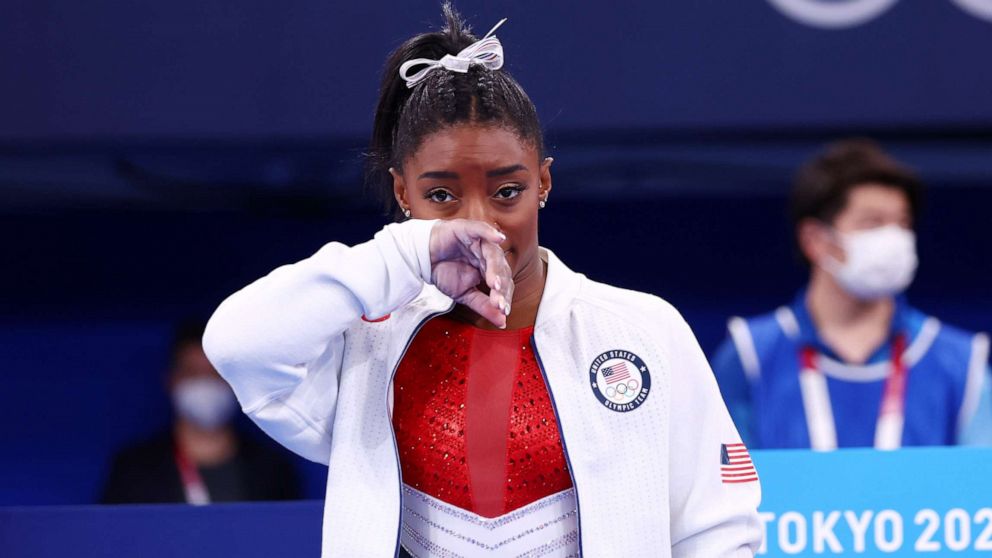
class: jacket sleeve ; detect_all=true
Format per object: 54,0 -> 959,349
668,312 -> 763,557
202,219 -> 437,464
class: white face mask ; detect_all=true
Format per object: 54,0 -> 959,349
172,378 -> 239,430
822,224 -> 918,300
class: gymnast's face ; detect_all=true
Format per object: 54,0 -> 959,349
391,124 -> 553,280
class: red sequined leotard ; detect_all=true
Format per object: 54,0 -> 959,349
392,315 -> 573,518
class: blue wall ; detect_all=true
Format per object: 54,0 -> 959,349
2,1 -> 991,505
3,1 -> 992,140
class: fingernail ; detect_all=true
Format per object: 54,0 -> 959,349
498,232 -> 506,241
494,277 -> 501,291
505,304 -> 511,316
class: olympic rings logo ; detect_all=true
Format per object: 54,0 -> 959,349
766,0 -> 992,29
604,379 -> 640,402
589,351 -> 651,413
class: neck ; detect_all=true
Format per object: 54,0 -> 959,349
174,419 -> 237,467
452,250 -> 546,331
807,268 -> 895,363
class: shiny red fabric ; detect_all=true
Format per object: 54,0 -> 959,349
393,315 -> 573,518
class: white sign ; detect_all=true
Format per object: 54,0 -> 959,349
766,0 -> 992,28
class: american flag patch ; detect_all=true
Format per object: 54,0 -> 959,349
720,443 -> 757,484
602,362 -> 631,385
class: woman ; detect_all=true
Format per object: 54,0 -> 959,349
204,6 -> 761,557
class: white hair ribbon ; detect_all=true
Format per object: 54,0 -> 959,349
399,18 -> 507,89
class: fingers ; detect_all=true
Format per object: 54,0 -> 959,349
433,261 -> 505,328
428,219 -> 514,327
451,220 -> 505,254
460,220 -> 506,246
457,220 -> 511,319
431,219 -> 504,266
459,289 -> 507,329
481,241 -> 513,317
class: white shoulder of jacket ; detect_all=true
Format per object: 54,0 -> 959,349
571,274 -> 693,338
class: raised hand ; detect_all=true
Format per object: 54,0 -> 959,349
428,219 -> 514,328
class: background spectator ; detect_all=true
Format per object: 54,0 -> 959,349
711,139 -> 992,450
101,321 -> 300,504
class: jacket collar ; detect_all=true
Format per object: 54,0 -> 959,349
535,248 -> 582,327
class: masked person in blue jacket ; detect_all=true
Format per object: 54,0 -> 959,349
712,139 -> 992,450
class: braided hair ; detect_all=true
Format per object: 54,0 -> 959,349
366,3 -> 544,220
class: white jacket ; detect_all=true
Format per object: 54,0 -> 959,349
203,219 -> 763,557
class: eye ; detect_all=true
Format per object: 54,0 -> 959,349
494,184 -> 525,200
861,216 -> 885,229
425,188 -> 455,203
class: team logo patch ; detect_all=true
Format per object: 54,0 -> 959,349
589,350 -> 650,412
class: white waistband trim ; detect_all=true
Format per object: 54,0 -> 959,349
400,484 -> 579,558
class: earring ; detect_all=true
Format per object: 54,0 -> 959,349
403,208 -> 412,218
539,199 -> 547,209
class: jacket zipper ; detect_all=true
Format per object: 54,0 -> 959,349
531,333 -> 584,556
387,307 -> 452,558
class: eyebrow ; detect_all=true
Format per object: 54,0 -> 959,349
486,164 -> 527,177
417,170 -> 459,180
416,164 -> 528,181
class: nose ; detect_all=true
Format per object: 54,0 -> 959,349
461,194 -> 499,232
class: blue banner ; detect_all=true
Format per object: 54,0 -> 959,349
753,447 -> 992,556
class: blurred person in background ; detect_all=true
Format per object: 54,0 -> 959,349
101,321 -> 300,504
711,139 -> 991,450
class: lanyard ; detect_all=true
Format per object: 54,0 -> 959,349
798,334 -> 907,451
173,443 -> 211,505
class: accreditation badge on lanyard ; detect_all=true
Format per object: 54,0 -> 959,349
798,334 -> 908,451
173,443 -> 211,505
